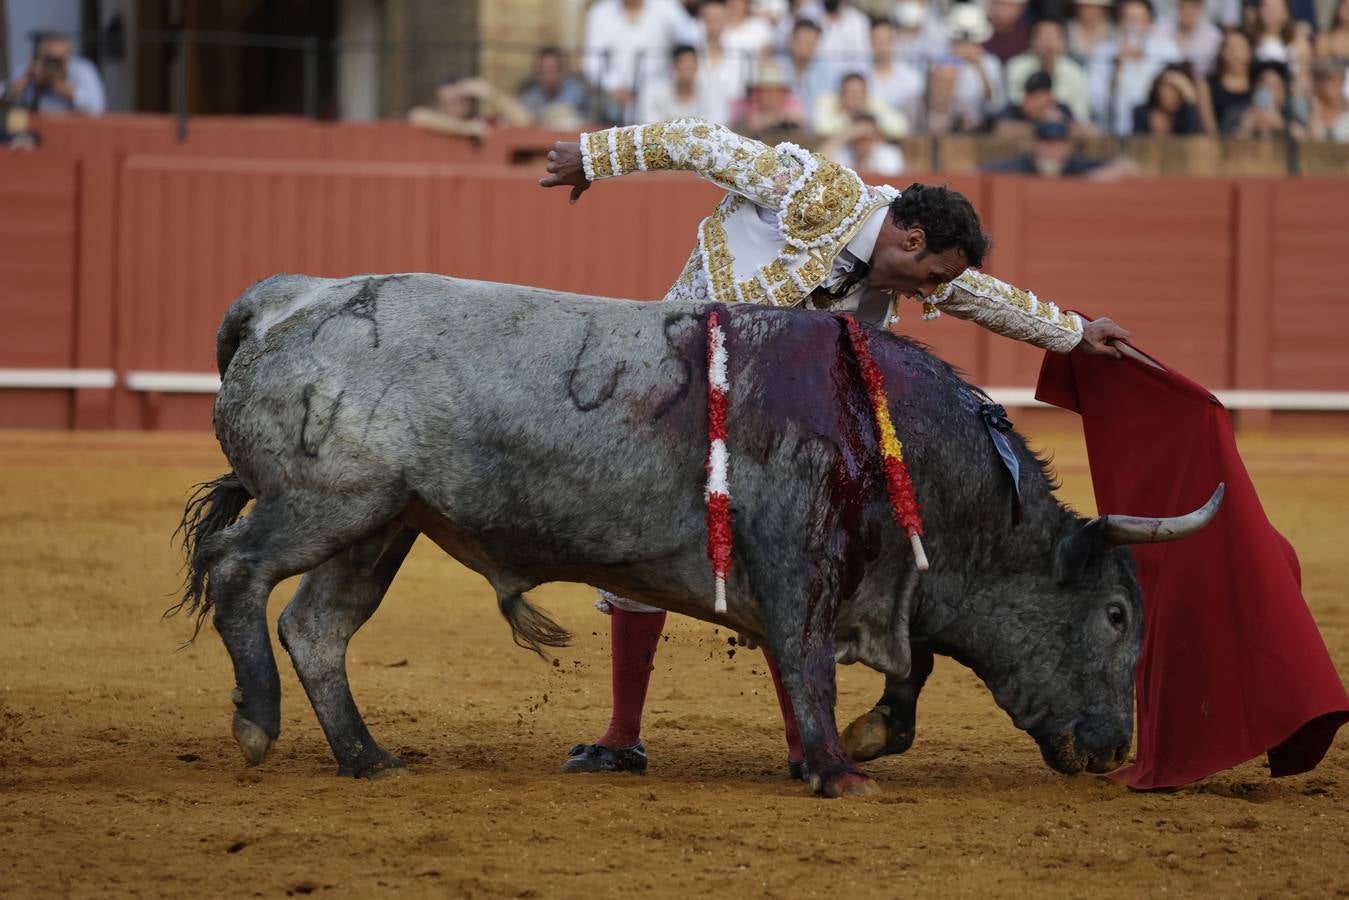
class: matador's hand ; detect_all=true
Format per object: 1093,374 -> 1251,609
1076,317 -> 1132,358
539,141 -> 590,204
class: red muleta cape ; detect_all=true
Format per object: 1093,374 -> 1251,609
1036,345 -> 1349,790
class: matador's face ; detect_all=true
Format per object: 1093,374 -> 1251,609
868,225 -> 970,300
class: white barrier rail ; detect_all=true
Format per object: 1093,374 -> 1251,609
0,368 -> 116,389
122,371 -> 222,393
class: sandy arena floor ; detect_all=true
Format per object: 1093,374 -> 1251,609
0,429 -> 1346,899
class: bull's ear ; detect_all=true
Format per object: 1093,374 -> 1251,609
1054,517 -> 1108,586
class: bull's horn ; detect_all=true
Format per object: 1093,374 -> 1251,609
1101,483 -> 1225,546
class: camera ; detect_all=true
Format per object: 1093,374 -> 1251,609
40,55 -> 64,75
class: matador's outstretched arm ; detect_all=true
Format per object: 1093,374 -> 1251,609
577,118 -> 809,210
541,117 -> 816,211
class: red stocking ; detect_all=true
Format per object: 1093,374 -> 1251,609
597,607 -> 667,748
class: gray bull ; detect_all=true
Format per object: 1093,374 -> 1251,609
176,273 -> 1221,797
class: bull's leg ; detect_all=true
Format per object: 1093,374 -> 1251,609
201,492 -> 404,767
842,647 -> 935,762
278,524 -> 418,778
762,596 -> 878,799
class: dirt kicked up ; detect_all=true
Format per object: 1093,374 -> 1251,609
1,429 -> 1346,899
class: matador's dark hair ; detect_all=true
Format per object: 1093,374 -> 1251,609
889,183 -> 992,268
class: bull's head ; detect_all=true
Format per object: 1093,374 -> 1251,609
961,484 -> 1224,775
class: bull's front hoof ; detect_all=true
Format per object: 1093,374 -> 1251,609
356,756 -> 407,780
340,751 -> 407,779
231,713 -> 275,767
811,769 -> 881,799
842,706 -> 914,762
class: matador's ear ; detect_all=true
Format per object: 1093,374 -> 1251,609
902,226 -> 927,253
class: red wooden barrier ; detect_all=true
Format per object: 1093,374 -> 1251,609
984,175 -> 1238,389
0,156 -> 79,428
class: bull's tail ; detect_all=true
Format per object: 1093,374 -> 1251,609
168,472 -> 253,639
499,593 -> 572,657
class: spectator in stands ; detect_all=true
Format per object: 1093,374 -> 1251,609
697,0 -> 750,118
1245,0 -> 1312,65
823,111 -> 907,173
1133,63 -> 1211,133
1007,19 -> 1092,122
1162,0 -> 1223,74
408,77 -> 531,139
868,17 -> 926,125
982,118 -> 1142,176
722,0 -> 775,60
996,70 -> 1077,137
517,47 -> 591,129
814,70 -> 911,138
892,0 -> 951,66
797,0 -> 872,69
984,0 -> 1034,62
777,18 -> 835,122
1208,27 -> 1256,134
927,4 -> 1007,134
5,31 -> 105,115
639,43 -> 729,122
1308,60 -> 1349,139
729,58 -> 809,140
1088,0 -> 1181,135
1067,0 -> 1116,63
1316,0 -> 1349,63
583,0 -> 700,124
1236,59 -> 1309,137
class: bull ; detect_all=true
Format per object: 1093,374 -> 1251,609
176,273 -> 1221,797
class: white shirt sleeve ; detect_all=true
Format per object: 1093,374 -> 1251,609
68,58 -> 106,115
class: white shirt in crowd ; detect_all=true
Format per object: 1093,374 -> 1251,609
721,12 -> 774,59
583,0 -> 700,93
797,1 -> 873,70
952,51 -> 1008,124
1088,29 -> 1181,135
1159,15 -> 1223,75
637,74 -> 731,124
831,140 -> 907,176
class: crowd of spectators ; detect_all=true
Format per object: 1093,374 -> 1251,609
456,0 -> 1349,176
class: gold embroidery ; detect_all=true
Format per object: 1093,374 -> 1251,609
588,131 -> 613,179
754,151 -> 778,176
771,277 -> 809,307
614,128 -> 639,175
701,215 -> 738,304
784,158 -> 863,246
642,123 -> 672,170
762,258 -> 791,286
796,250 -> 830,287
692,123 -> 712,139
740,276 -> 769,304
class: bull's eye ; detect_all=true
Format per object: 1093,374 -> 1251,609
1107,603 -> 1127,631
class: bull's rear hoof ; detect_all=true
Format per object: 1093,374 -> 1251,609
842,707 -> 914,762
231,713 -> 275,767
816,771 -> 881,799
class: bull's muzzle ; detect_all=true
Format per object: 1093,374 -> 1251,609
1040,727 -> 1131,776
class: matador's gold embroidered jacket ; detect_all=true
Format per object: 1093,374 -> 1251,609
579,118 -> 1084,353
